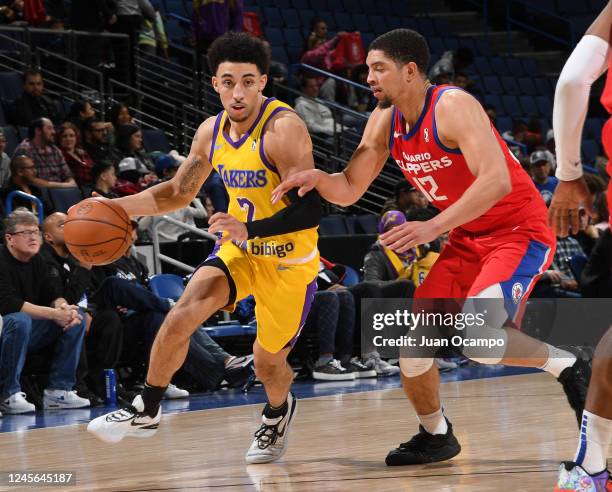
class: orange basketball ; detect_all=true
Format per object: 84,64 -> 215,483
64,197 -> 133,266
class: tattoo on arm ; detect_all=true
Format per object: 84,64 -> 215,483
179,156 -> 204,195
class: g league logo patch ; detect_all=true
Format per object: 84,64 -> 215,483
423,127 -> 429,143
511,282 -> 524,304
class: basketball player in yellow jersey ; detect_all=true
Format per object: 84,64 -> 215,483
87,32 -> 322,464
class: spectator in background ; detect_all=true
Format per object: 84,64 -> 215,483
301,19 -> 346,73
57,122 -> 94,186
13,118 -> 77,189
40,212 -> 124,405
0,0 -> 25,25
138,154 -> 207,241
536,235 -> 586,297
192,0 -> 243,63
1,155 -> 54,215
381,180 -> 428,216
114,156 -> 154,196
89,161 -> 118,198
453,72 -> 478,94
138,0 -> 169,59
0,209 -> 89,413
65,100 -> 96,132
10,69 -> 59,127
82,117 -> 121,165
530,149 -> 558,206
294,76 -> 343,138
580,228 -> 612,297
593,192 -> 609,231
115,123 -> 155,172
428,47 -> 474,82
0,129 -> 11,187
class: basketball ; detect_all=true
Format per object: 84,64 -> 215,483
64,197 -> 133,266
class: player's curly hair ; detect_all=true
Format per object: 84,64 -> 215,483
369,29 -> 430,73
207,32 -> 271,76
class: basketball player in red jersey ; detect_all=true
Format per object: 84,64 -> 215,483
273,29 -> 591,466
549,2 -> 612,490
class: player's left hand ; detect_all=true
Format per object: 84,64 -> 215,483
379,220 -> 443,253
208,213 -> 248,244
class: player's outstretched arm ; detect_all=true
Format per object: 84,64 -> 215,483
548,2 -> 611,236
271,107 -> 391,206
112,118 -> 215,217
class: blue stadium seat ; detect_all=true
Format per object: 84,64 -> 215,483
327,0 -> 344,12
535,95 -> 552,115
281,8 -> 301,28
483,95 -> 504,115
369,15 -> 387,35
271,46 -> 289,64
518,77 -> 538,96
483,75 -> 503,95
384,16 -> 403,30
356,214 -> 378,234
310,0 -> 329,10
489,57 -> 510,76
474,57 -> 493,75
334,12 -> 355,31
319,215 -> 348,235
519,95 -> 538,116
149,274 -> 185,300
2,126 -> 18,154
341,265 -> 360,286
0,104 -> 6,126
501,76 -> 520,95
298,9 -> 315,29
473,39 -> 492,56
534,77 -> 551,96
352,13 -> 371,32
287,46 -> 303,63
506,58 -> 525,77
203,324 -> 257,338
501,95 -> 522,117
584,118 -> 603,140
165,19 -> 188,43
143,129 -> 170,153
521,58 -> 539,76
49,187 -> 82,213
591,0 -> 608,10
0,72 -> 22,101
428,37 -> 445,56
361,32 -> 375,50
272,0 -> 292,7
264,27 -> 284,46
18,126 -> 27,140
496,116 -> 513,134
342,0 -> 363,13
318,11 -> 337,30
359,0 -> 378,14
558,0 -> 590,14
290,0 -> 309,9
263,7 -> 284,27
443,37 -> 459,51
582,139 -> 599,163
416,18 -> 435,36
283,28 -> 302,48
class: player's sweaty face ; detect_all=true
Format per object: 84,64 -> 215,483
213,62 -> 267,123
366,50 -> 402,109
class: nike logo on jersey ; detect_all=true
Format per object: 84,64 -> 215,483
393,131 -> 402,139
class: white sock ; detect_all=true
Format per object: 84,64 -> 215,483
574,410 -> 612,475
418,408 -> 448,435
539,344 -> 576,378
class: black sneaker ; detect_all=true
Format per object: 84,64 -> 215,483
343,357 -> 377,378
557,357 -> 591,428
312,359 -> 355,381
386,418 -> 461,466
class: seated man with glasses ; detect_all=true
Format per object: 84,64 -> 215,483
0,209 -> 90,414
1,155 -> 54,216
82,118 -> 122,166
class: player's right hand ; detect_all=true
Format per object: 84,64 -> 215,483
271,169 -> 321,204
547,177 -> 594,237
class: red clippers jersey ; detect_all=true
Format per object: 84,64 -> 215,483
389,85 -> 548,233
600,54 -> 612,158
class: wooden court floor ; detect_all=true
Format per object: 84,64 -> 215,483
1,372 -> 609,491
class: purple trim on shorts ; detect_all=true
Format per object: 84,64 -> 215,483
287,277 -> 318,347
208,112 -> 224,162
222,97 -> 276,149
259,107 -> 293,175
204,234 -> 223,261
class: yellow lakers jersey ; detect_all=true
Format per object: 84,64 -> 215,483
209,97 -> 319,264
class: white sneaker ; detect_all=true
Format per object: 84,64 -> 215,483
163,383 -> 189,399
43,389 -> 90,409
245,392 -> 297,464
87,395 -> 161,444
0,392 -> 36,414
364,355 -> 400,377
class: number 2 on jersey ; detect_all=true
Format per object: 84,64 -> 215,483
237,197 -> 256,222
413,175 -> 447,201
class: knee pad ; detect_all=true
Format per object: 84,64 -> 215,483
399,357 -> 434,377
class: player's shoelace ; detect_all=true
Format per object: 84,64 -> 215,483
105,405 -> 138,422
253,422 -> 281,449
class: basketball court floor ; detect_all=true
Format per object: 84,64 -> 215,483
1,366 -> 607,491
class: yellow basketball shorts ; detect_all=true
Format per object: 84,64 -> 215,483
202,241 -> 319,354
